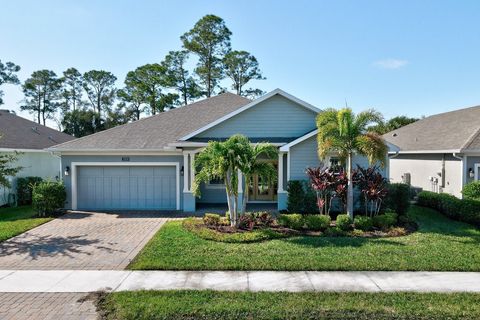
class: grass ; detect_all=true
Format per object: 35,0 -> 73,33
99,290 -> 480,320
0,206 -> 53,242
129,206 -> 480,271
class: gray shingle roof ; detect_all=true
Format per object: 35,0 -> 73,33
50,92 -> 251,151
383,105 -> 480,152
0,110 -> 74,150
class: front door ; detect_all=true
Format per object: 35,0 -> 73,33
248,162 -> 278,201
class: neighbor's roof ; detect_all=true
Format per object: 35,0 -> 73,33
49,93 -> 251,151
383,105 -> 480,152
0,110 -> 74,150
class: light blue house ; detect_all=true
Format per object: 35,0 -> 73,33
49,89 -> 375,212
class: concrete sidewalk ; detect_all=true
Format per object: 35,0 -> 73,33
0,270 -> 480,293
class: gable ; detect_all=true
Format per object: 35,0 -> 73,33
194,94 -> 318,139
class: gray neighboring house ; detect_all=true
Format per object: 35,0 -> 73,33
0,109 -> 75,205
384,105 -> 480,198
49,89 -> 376,212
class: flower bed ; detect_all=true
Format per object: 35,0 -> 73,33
185,211 -> 416,243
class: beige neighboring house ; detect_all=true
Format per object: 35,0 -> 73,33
0,109 -> 74,206
384,105 -> 480,198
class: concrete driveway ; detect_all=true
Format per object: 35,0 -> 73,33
0,211 -> 179,270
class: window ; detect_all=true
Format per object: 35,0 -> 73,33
206,177 -> 225,189
329,157 -> 343,173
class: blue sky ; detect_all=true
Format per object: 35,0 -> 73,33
1,0 -> 479,128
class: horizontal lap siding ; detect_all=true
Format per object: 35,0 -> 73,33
196,95 -> 317,139
289,136 -> 325,180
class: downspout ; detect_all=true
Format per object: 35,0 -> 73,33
453,152 -> 465,198
441,154 -> 446,189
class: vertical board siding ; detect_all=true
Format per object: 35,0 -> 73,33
196,95 -> 317,139
77,166 -> 176,210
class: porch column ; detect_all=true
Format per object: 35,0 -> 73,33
278,152 -> 284,192
183,153 -> 189,192
182,152 -> 196,212
190,152 -> 195,191
278,152 -> 288,211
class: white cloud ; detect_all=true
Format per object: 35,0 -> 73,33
373,58 -> 409,70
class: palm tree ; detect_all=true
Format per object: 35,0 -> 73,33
193,134 -> 277,226
316,108 -> 387,219
236,138 -> 278,214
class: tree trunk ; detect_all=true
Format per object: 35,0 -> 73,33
347,153 -> 354,219
241,175 -> 249,214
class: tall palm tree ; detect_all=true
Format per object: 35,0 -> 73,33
316,108 -> 387,218
193,134 -> 277,226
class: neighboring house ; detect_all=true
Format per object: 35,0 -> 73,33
0,109 -> 75,205
49,89 -> 380,212
384,105 -> 480,198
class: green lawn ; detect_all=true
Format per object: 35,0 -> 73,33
99,290 -> 480,320
0,206 -> 53,242
129,206 -> 480,271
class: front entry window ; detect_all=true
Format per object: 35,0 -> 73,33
248,161 -> 278,201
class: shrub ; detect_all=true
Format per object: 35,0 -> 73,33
324,226 -> 346,237
203,213 -> 221,227
462,181 -> 480,200
286,180 -> 305,213
304,215 -> 331,231
372,212 -> 398,229
16,176 -> 43,205
303,181 -> 318,214
385,183 -> 410,215
417,191 -> 480,227
254,211 -> 274,227
354,216 -> 373,231
336,214 -> 353,231
32,180 -> 66,216
238,214 -> 255,230
278,213 -> 304,230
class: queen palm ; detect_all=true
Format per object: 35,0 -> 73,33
316,108 -> 387,219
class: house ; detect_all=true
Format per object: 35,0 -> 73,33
49,89 -> 377,212
384,105 -> 480,198
0,109 -> 74,206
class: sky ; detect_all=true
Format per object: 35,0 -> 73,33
1,0 -> 480,129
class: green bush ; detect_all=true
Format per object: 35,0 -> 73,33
417,191 -> 480,227
385,183 -> 410,215
32,180 -> 66,216
372,212 -> 398,229
354,216 -> 373,231
303,181 -> 318,213
16,176 -> 43,205
203,213 -> 221,226
286,180 -> 305,213
324,226 -> 346,237
462,181 -> 480,200
278,213 -> 304,230
336,214 -> 353,231
304,215 -> 331,231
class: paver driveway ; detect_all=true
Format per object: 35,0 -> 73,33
0,211 -> 179,270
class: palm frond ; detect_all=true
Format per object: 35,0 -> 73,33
355,132 -> 388,167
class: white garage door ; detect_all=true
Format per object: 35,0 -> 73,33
77,166 -> 177,210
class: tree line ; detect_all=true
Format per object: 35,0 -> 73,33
0,15 -> 265,137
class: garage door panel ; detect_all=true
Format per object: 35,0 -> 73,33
77,165 -> 176,210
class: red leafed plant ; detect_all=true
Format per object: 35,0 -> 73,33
355,165 -> 388,217
306,166 -> 337,215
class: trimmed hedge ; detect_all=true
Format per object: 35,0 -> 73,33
385,183 -> 410,215
32,180 -> 66,216
462,181 -> 480,200
16,176 -> 43,205
417,191 -> 480,227
278,213 -> 304,230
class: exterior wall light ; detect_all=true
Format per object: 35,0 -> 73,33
180,166 -> 184,176
64,166 -> 70,176
469,168 -> 475,178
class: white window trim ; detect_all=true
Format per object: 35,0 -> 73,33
474,163 -> 480,182
70,162 -> 180,211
